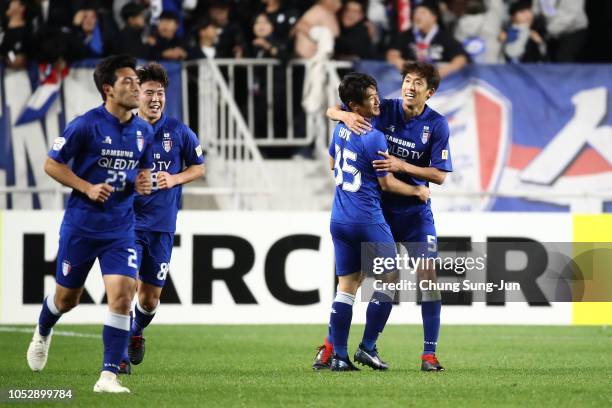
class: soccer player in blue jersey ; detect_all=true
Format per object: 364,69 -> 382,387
327,62 -> 452,372
26,55 -> 154,392
317,72 -> 430,371
121,63 -> 205,372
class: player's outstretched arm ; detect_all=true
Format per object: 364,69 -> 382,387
373,151 -> 448,185
378,173 -> 430,202
44,157 -> 113,202
326,105 -> 371,135
156,164 -> 205,190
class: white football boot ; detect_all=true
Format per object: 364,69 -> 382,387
93,371 -> 130,393
26,325 -> 53,372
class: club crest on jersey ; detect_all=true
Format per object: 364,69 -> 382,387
163,132 -> 172,153
136,130 -> 144,152
421,126 -> 430,144
62,260 -> 71,276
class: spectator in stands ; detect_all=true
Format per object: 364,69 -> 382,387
68,2 -> 116,59
533,0 -> 588,62
32,0 -> 73,29
335,0 -> 375,60
500,0 -> 546,63
188,17 -> 218,59
150,10 -> 188,60
246,12 -> 288,59
0,0 -> 33,69
454,0 -> 505,63
208,0 -> 244,58
386,1 -> 468,78
115,2 -> 151,59
261,0 -> 299,41
293,0 -> 341,59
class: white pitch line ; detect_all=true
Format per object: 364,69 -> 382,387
0,326 -> 100,339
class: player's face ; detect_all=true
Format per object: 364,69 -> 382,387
402,72 -> 433,109
139,81 -> 166,123
107,67 -> 140,110
359,86 -> 380,118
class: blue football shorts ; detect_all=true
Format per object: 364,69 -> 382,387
330,222 -> 397,276
55,231 -> 138,288
384,205 -> 438,258
134,230 -> 174,288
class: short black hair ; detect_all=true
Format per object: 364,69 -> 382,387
338,72 -> 378,110
401,61 -> 440,91
93,54 -> 137,101
509,0 -> 532,16
137,62 -> 169,88
159,10 -> 179,22
120,2 -> 145,22
414,0 -> 440,20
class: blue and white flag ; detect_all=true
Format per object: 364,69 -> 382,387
15,64 -> 68,126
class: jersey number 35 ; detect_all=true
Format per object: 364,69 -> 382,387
334,144 -> 361,192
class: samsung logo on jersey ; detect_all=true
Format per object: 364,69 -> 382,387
339,127 -> 351,141
101,149 -> 134,158
385,134 -> 415,149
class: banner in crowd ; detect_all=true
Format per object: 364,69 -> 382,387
0,60 -> 183,209
355,62 -> 612,213
1,211 -> 610,325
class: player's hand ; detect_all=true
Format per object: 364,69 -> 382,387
156,171 -> 177,190
373,151 -> 404,173
342,111 -> 371,135
415,185 -> 430,203
86,183 -> 114,203
135,171 -> 152,195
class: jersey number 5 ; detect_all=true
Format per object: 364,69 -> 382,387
334,144 -> 361,192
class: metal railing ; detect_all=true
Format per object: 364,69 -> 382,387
208,58 -> 352,147
183,58 -> 274,209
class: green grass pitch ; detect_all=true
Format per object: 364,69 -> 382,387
1,324 -> 611,407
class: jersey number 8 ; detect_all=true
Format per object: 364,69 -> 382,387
334,144 -> 361,192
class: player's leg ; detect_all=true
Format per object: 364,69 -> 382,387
128,232 -> 172,365
94,238 -> 138,393
413,207 -> 444,371
356,223 -> 398,370
27,233 -> 95,372
327,222 -> 364,371
329,271 -> 363,371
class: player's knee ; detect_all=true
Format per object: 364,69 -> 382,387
55,296 -> 79,313
140,297 -> 159,313
109,294 -> 133,314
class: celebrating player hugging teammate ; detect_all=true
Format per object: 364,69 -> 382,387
119,63 -> 205,374
327,62 -> 453,372
314,73 -> 430,371
27,55 -> 154,393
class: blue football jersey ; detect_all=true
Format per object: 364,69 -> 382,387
373,99 -> 453,213
134,114 -> 205,233
48,105 -> 154,238
329,123 -> 389,225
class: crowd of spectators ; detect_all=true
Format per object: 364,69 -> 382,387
0,0 -> 609,74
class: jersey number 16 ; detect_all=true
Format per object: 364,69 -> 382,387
333,144 -> 362,192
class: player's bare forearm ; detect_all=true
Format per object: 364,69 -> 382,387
326,105 -> 345,122
373,151 -> 447,184
176,164 -> 205,185
44,157 -> 91,194
326,106 -> 371,134
378,174 -> 430,202
399,162 -> 448,185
